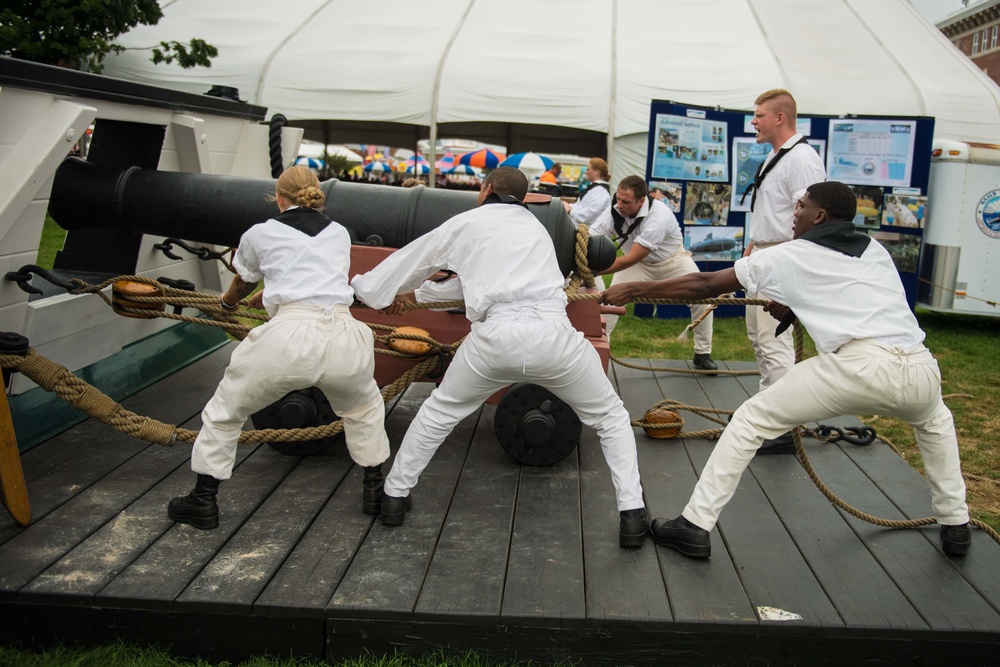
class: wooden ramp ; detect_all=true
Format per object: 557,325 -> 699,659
1,343 -> 998,665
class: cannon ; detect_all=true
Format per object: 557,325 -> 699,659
48,157 -> 618,464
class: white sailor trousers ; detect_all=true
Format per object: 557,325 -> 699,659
683,339 -> 969,531
192,304 -> 390,480
384,303 -> 645,511
745,243 -> 795,391
604,251 -> 714,354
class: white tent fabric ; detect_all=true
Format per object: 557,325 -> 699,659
101,0 -> 1000,182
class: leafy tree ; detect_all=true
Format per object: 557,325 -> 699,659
0,0 -> 216,73
323,154 -> 352,179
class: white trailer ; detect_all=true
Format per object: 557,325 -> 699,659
919,139 -> 1000,316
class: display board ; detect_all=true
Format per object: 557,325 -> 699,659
637,100 -> 934,319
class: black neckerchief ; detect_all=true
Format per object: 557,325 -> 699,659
610,194 -> 653,250
483,192 -> 528,208
272,207 -> 333,237
740,135 -> 811,211
580,181 -> 609,198
798,219 -> 871,258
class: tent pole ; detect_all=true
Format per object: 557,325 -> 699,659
429,123 -> 437,189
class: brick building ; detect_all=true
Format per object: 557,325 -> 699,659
938,0 -> 1000,85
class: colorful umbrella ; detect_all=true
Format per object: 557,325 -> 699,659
434,153 -> 456,169
363,160 -> 392,174
499,152 -> 554,172
445,164 -> 480,175
294,156 -> 324,170
457,148 -> 506,169
406,163 -> 430,175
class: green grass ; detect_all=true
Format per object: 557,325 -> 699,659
36,213 -> 65,269
0,641 -> 573,667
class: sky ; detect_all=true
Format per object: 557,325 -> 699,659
910,0 -> 988,24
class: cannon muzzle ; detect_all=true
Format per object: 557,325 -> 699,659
49,157 -> 615,278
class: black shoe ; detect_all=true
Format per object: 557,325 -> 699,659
380,493 -> 412,526
941,522 -> 971,556
363,465 -> 385,516
758,431 -> 795,455
649,515 -> 711,558
619,508 -> 649,548
167,474 -> 221,530
693,353 -> 718,373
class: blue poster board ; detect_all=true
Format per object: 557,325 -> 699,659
636,100 -> 934,320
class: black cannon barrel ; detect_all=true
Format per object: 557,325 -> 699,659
49,157 -> 615,278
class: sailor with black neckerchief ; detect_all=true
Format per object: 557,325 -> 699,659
588,174 -> 718,372
167,166 -> 390,530
350,166 -> 650,548
600,180 -> 971,560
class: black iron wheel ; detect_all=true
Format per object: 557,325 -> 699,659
494,383 -> 581,466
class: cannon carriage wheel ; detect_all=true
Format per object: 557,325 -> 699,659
252,383 -> 582,466
493,383 -> 581,466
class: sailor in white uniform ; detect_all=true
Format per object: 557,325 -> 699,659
563,157 -> 612,228
589,175 -> 717,371
601,181 -> 971,559
351,166 -> 649,548
167,166 -> 390,529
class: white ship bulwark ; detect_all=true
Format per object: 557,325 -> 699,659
0,56 -> 304,449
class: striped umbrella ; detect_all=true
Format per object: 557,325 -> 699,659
363,160 -> 392,174
445,164 -> 480,175
457,148 -> 506,169
294,156 -> 324,170
434,153 -> 456,169
406,163 -> 430,175
499,152 -> 553,172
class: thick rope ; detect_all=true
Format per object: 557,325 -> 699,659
0,336 -> 455,447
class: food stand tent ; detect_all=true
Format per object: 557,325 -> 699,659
100,0 -> 1000,181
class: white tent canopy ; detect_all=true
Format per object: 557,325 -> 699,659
101,0 -> 1000,181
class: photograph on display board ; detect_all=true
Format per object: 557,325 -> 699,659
651,113 -> 728,182
827,119 -> 917,188
683,182 -> 732,225
870,231 -> 920,273
882,193 -> 927,228
648,180 -> 683,213
685,225 -> 743,261
731,137 -> 771,212
847,185 -> 884,230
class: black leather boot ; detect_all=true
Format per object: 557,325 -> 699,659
380,493 -> 412,526
693,353 -> 718,374
167,474 -> 221,529
941,522 -> 971,556
758,431 -> 795,455
363,464 -> 384,516
649,515 -> 711,558
619,508 -> 649,548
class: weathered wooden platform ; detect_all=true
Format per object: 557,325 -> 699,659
2,343 -> 999,665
